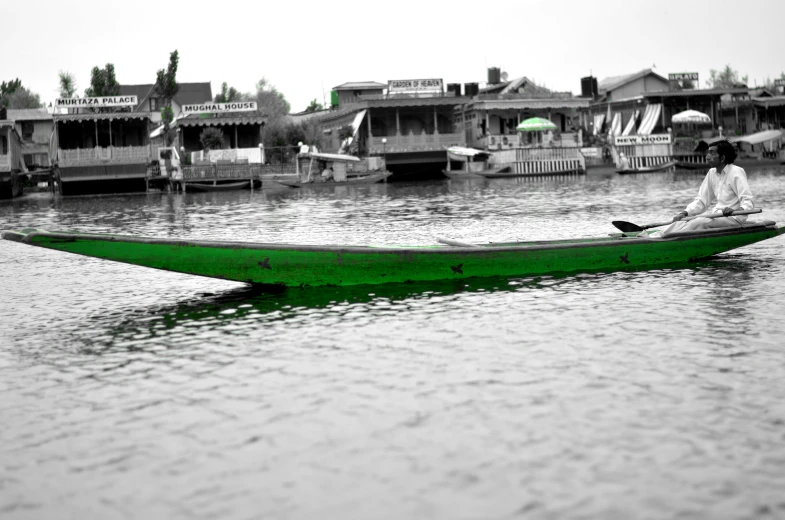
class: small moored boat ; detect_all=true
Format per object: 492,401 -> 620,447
616,160 -> 677,174
442,147 -> 510,179
3,220 -> 783,289
277,152 -> 391,187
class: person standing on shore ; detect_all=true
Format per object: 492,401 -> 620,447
663,140 -> 753,236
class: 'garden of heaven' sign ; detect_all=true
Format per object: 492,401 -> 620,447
388,79 -> 443,94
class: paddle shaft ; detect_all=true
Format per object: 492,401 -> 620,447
640,209 -> 761,230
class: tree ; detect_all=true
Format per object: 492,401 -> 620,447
764,72 -> 785,90
154,50 -> 180,147
84,64 -> 120,97
214,82 -> 249,103
58,71 -> 77,98
304,98 -> 324,113
253,77 -> 290,122
1,79 -> 42,109
4,88 -> 43,109
706,65 -> 748,88
199,127 -> 225,152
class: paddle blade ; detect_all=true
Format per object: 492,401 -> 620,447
612,220 -> 644,233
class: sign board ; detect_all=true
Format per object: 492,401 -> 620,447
388,79 -> 443,94
614,134 -> 672,146
579,147 -> 599,157
668,73 -> 699,81
181,101 -> 258,115
55,95 -> 138,108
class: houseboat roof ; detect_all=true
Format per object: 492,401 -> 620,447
54,112 -> 153,122
643,87 -> 749,99
733,129 -> 784,145
599,69 -> 668,93
122,82 -> 213,111
752,95 -> 785,107
333,81 -> 387,91
468,97 -> 590,111
301,152 -> 360,162
7,108 -> 52,121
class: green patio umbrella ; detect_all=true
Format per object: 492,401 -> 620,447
516,117 -> 557,132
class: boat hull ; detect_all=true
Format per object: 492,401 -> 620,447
185,180 -> 258,192
442,166 -> 509,179
616,160 -> 677,174
276,171 -> 391,188
3,223 -> 783,288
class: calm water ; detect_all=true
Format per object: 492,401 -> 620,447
2,168 -> 785,520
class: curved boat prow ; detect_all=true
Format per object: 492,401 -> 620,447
1,229 -> 40,242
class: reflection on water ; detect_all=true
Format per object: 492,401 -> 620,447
2,166 -> 785,519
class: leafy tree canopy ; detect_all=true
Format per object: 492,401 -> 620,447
706,65 -> 748,89
1,78 -> 22,98
1,79 -> 42,109
304,98 -> 324,113
84,64 -> 120,98
154,50 -> 179,102
254,77 -> 290,121
154,50 -> 180,146
214,82 -> 248,103
58,71 -> 77,98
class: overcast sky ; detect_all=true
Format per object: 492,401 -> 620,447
3,0 -> 784,112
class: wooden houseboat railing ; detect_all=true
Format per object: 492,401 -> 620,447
57,145 -> 152,166
0,127 -> 27,172
368,132 -> 463,153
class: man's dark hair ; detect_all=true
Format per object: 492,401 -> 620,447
709,139 -> 737,164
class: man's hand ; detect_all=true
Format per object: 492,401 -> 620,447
722,207 -> 735,217
672,211 -> 688,222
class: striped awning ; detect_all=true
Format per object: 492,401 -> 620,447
592,114 -> 606,136
637,104 -> 662,135
610,112 -> 622,136
622,110 -> 639,136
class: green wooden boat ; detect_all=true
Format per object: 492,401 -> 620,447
3,221 -> 783,289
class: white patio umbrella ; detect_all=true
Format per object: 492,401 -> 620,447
672,110 -> 711,124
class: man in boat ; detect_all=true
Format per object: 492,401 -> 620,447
320,165 -> 334,183
662,140 -> 753,236
618,152 -> 630,171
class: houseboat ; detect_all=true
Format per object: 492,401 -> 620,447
0,118 -> 28,198
458,69 -> 590,176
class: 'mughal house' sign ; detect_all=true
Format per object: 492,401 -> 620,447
55,96 -> 139,108
181,102 -> 258,115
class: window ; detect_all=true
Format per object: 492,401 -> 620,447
150,98 -> 160,111
22,122 -> 34,141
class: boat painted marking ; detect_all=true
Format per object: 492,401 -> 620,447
450,263 -> 464,274
620,253 -> 630,264
258,258 -> 271,270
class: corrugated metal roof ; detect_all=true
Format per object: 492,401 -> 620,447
121,82 -> 213,110
470,98 -> 590,110
7,108 -> 52,121
333,81 -> 387,91
599,69 -> 667,93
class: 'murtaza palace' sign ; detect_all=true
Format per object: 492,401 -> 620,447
56,96 -> 138,108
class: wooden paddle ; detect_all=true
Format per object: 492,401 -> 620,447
612,209 -> 762,233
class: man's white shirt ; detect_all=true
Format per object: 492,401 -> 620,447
685,164 -> 754,221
